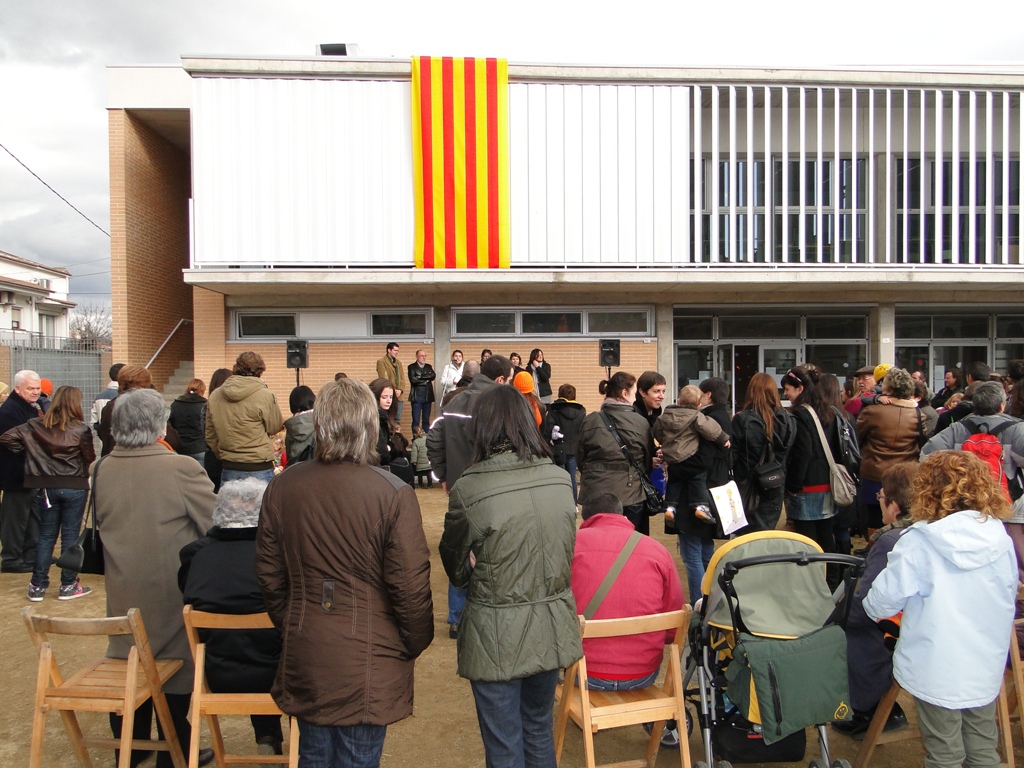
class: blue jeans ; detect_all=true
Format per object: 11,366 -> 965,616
411,400 -> 432,431
563,456 -> 578,504
221,467 -> 276,484
33,488 -> 88,588
587,669 -> 659,691
296,720 -> 387,768
471,669 -> 559,768
448,583 -> 467,625
678,533 -> 715,605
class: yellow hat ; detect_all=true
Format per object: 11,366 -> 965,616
873,364 -> 893,383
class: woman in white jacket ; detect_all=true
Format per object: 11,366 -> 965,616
864,450 -> 1016,768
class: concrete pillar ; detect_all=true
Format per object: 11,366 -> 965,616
434,306 -> 451,401
870,302 -> 897,366
655,303 -> 674,383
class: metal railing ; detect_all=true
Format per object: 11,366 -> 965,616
146,319 -> 193,369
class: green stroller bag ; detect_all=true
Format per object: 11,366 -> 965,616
725,624 -> 852,744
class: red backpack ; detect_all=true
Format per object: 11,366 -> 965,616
961,420 -> 1014,501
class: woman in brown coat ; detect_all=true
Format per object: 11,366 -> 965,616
856,367 -> 922,534
96,388 -> 216,767
256,377 -> 434,767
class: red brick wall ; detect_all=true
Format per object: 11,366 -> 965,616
458,341 -> 658,414
109,109 -> 192,391
189,332 -> 657,435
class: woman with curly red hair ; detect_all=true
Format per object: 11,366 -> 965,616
864,450 -> 1016,768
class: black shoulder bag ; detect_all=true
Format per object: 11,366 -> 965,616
598,411 -> 664,516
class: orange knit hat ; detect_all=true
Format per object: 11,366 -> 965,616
513,371 -> 535,395
40,378 -> 54,396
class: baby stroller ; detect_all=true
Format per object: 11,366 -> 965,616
686,531 -> 863,768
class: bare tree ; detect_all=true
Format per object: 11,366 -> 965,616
68,303 -> 112,348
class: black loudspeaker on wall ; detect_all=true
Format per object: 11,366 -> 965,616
286,339 -> 309,369
599,339 -> 620,368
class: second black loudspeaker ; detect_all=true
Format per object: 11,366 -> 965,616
286,339 -> 309,369
599,339 -> 620,367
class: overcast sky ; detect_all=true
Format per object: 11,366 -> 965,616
1,0 -> 1022,308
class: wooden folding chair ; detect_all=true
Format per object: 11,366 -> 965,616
852,677 -> 1014,768
23,605 -> 187,768
553,607 -> 692,768
183,606 -> 298,767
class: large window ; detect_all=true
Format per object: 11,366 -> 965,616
451,307 -> 652,338
697,159 -> 767,262
772,158 -> 867,263
237,314 -> 296,338
234,309 -> 431,341
895,158 -> 1021,264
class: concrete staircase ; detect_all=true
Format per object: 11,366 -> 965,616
162,361 -> 195,405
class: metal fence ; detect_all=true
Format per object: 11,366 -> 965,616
4,333 -> 106,412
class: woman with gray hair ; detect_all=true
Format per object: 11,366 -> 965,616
180,478 -> 284,759
256,377 -> 433,767
96,388 -> 216,767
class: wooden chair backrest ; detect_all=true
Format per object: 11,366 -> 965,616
22,605 -> 166,707
182,606 -> 275,661
578,608 -> 690,641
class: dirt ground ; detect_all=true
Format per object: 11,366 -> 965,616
4,487 -> 1019,767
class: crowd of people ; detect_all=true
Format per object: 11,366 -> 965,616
3,348 -> 1023,767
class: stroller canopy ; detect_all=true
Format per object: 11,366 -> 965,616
701,531 -> 835,639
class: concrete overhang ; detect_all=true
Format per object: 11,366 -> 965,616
184,265 -> 1024,308
107,65 -> 192,151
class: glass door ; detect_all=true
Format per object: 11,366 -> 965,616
762,345 -> 799,405
716,344 -> 735,410
675,345 -> 714,393
932,344 -> 990,386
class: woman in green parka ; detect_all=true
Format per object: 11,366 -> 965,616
439,385 -> 582,768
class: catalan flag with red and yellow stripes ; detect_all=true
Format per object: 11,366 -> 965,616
411,56 -> 510,269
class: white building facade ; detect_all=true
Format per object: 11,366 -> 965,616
108,57 -> 1024,412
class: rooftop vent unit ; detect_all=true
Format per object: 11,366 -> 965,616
318,43 -> 360,56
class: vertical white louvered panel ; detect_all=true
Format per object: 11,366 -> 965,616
561,84 -> 584,264
579,85 -> 602,265
950,90 -> 958,264
651,86 -> 674,265
508,83 -> 531,266
1003,92 -> 1011,265
675,86 -> 692,264
526,84 -> 549,263
545,84 -> 566,265
935,90 -> 944,263
710,85 -> 720,263
192,77 -> 413,266
839,88 -> 847,264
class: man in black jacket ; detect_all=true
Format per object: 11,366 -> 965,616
0,369 -> 43,572
407,349 -> 436,431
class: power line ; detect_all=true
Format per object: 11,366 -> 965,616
70,270 -> 111,278
0,140 -> 110,238
61,254 -> 111,269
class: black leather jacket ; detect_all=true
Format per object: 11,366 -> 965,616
407,362 -> 436,403
0,418 -> 96,489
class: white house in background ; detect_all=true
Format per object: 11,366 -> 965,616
0,250 -> 74,340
